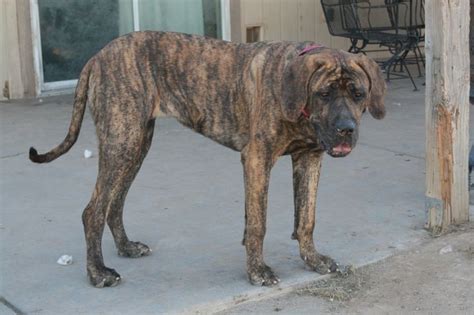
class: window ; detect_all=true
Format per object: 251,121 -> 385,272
34,0 -> 224,91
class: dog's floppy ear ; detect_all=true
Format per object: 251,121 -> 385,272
281,55 -> 326,122
356,55 -> 386,119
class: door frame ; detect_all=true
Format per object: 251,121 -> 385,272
30,0 -> 232,96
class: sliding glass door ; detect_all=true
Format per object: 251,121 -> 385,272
33,0 -> 224,92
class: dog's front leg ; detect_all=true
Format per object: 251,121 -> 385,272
291,150 -> 338,274
241,141 -> 280,286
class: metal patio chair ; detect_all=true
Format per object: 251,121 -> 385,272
320,0 -> 368,53
321,0 -> 425,90
385,0 -> 425,78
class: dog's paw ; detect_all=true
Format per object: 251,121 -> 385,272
247,264 -> 280,286
303,253 -> 339,275
118,241 -> 151,258
88,267 -> 121,288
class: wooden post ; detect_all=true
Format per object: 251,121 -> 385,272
425,0 -> 470,234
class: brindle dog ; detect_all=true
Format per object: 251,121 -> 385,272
30,31 -> 385,288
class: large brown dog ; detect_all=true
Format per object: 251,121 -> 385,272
30,31 -> 385,288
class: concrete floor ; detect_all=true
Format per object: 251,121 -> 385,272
220,225 -> 474,314
1,77 -> 472,314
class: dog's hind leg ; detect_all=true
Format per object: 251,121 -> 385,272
83,118 -> 155,288
106,120 -> 155,258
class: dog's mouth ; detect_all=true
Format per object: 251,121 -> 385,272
327,142 -> 352,157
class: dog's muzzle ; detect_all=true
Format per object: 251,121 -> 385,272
326,119 -> 357,157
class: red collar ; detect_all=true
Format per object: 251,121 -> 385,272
298,44 -> 324,56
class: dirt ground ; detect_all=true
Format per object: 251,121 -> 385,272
220,223 -> 474,314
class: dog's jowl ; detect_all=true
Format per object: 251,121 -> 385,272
29,31 -> 386,288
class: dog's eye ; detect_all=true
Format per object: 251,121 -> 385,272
319,92 -> 330,98
353,91 -> 364,99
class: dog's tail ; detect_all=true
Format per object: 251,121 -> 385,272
29,60 -> 93,163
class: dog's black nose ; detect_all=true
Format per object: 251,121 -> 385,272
335,119 -> 356,136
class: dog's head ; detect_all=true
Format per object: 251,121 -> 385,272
281,49 -> 386,157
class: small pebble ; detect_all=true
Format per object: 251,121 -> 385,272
84,149 -> 93,159
57,255 -> 73,265
439,245 -> 453,255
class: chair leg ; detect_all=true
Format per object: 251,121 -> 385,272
402,59 -> 418,91
413,46 -> 423,77
348,39 -> 359,53
384,61 -> 392,82
417,45 -> 425,68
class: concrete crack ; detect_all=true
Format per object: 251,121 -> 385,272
0,296 -> 25,315
0,152 -> 24,159
358,142 -> 424,160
